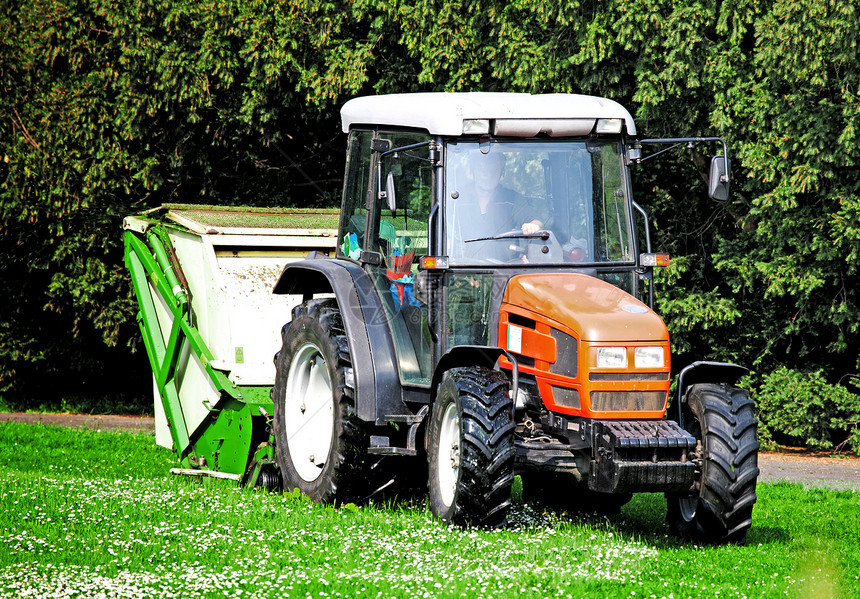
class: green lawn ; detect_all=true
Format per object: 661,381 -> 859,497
0,421 -> 857,598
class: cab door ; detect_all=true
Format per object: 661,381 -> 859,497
365,131 -> 434,385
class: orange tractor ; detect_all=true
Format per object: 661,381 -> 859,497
268,93 -> 756,544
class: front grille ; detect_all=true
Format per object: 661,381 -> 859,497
548,328 -> 577,377
590,391 -> 666,412
551,385 -> 580,409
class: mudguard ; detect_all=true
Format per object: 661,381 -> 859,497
674,361 -> 749,429
273,258 -> 404,424
430,345 -> 520,404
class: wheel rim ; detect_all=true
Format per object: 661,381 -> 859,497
677,494 -> 699,522
437,401 -> 461,508
284,342 -> 335,482
678,413 -> 703,522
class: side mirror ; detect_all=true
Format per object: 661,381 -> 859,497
385,171 -> 397,212
413,270 -> 429,305
708,155 -> 730,201
414,269 -> 441,306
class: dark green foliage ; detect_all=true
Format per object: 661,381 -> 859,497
1,0 -> 859,419
751,368 -> 860,453
0,0 -> 362,405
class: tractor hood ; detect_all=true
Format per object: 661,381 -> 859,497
502,273 -> 669,343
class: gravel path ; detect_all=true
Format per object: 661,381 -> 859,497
0,412 -> 154,433
2,412 -> 859,491
759,451 -> 860,491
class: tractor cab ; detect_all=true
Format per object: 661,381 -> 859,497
336,93 -> 668,396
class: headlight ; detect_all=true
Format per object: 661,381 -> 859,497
595,118 -> 623,134
634,346 -> 664,369
462,119 -> 490,134
595,346 -> 627,368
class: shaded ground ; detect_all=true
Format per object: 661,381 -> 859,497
2,412 -> 859,491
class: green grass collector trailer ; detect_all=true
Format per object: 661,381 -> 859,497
123,204 -> 338,487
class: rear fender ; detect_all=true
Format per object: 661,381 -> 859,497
273,259 -> 403,423
674,361 -> 749,429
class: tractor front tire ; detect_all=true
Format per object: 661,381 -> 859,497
272,299 -> 370,504
428,367 -> 515,527
667,383 -> 759,545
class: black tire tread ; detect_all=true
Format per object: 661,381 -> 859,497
272,298 -> 371,505
667,383 -> 759,545
429,367 -> 514,527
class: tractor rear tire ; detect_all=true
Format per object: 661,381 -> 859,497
666,383 -> 759,545
428,367 -> 515,527
272,299 -> 370,504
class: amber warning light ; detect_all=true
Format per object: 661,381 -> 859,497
419,256 -> 449,270
640,253 -> 670,267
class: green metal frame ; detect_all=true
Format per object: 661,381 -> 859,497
123,221 -> 275,477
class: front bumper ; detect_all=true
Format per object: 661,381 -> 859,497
589,420 -> 697,493
514,417 -> 698,493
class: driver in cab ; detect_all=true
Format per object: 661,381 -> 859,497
449,151 -> 547,262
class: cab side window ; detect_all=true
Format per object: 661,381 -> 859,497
371,131 -> 432,269
338,129 -> 374,259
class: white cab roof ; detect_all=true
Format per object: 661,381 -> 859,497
340,92 -> 636,136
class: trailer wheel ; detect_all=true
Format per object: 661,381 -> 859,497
666,383 -> 759,545
272,299 -> 369,504
428,367 -> 515,527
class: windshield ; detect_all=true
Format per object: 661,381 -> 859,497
444,140 -> 633,266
